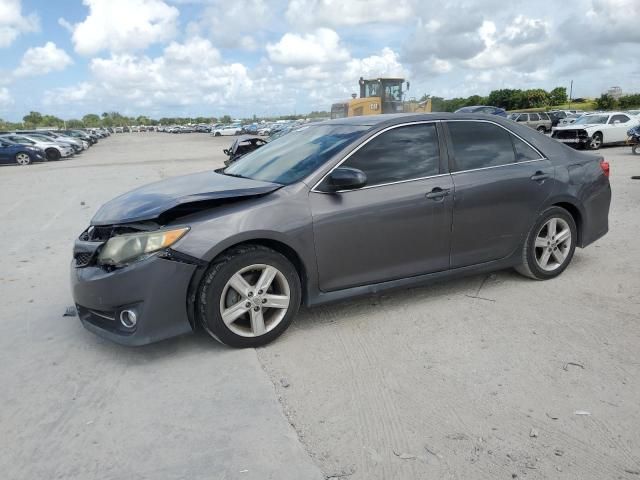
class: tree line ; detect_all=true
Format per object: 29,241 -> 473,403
0,110 -> 333,131
0,111 -> 234,130
422,87 -> 640,112
422,87 -> 570,112
595,93 -> 640,110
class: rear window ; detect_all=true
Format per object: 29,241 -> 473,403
512,136 -> 542,162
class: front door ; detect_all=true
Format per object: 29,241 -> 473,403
444,120 -> 556,268
607,114 -> 632,142
310,122 -> 453,292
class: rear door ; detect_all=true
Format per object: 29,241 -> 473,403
310,122 -> 453,291
444,120 -> 555,268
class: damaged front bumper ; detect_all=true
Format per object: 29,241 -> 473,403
551,129 -> 591,147
71,237 -> 200,346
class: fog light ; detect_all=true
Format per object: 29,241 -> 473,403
120,309 -> 137,328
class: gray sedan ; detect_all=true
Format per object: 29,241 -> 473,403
71,113 -> 611,348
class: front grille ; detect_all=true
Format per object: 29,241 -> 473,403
554,130 -> 578,139
554,129 -> 588,140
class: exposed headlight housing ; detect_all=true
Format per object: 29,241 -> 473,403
97,227 -> 189,266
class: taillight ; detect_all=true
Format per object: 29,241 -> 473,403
600,160 -> 610,177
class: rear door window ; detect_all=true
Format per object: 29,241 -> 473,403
447,121 -> 516,171
512,136 -> 543,162
341,123 -> 440,186
529,113 -> 540,121
539,113 -> 549,120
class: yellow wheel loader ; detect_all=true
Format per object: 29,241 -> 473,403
330,77 -> 431,118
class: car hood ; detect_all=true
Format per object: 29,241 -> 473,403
91,170 -> 282,226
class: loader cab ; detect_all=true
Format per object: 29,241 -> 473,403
359,77 -> 406,114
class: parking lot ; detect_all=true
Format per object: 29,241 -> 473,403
1,132 -> 639,479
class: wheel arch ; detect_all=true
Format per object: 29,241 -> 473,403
186,235 -> 310,334
549,200 -> 584,246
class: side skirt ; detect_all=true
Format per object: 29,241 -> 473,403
305,252 -> 521,307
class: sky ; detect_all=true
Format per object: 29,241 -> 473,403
0,0 -> 639,121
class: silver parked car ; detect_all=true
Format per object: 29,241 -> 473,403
0,133 -> 74,161
71,113 -> 611,348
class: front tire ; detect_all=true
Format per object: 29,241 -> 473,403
537,126 -> 547,134
633,144 -> 639,155
198,245 -> 301,348
515,207 -> 577,280
45,148 -> 60,161
589,132 -> 603,150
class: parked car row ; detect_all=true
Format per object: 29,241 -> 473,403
0,128 -> 109,166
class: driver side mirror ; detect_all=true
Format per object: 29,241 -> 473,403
324,167 -> 367,192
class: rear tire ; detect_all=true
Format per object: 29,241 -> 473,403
45,148 -> 60,161
515,207 -> 577,280
15,152 -> 32,166
198,245 -> 301,348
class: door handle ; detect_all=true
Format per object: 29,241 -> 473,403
426,187 -> 450,200
530,171 -> 549,182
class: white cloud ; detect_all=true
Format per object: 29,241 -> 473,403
560,0 -> 640,47
286,0 -> 414,26
345,48 -> 408,80
0,0 -> 39,47
66,0 -> 179,55
466,17 -> 550,70
44,37 -> 252,111
0,87 -> 12,106
195,0 -> 269,50
15,42 -> 73,77
267,28 -> 350,66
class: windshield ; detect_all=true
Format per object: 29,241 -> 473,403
574,115 -> 607,125
224,124 -> 369,185
28,134 -> 53,142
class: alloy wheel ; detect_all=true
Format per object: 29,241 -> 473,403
15,153 -> 31,165
219,264 -> 291,337
534,217 -> 572,271
590,134 -> 602,149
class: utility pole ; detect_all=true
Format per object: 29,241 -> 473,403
568,80 -> 573,110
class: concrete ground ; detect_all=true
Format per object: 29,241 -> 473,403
1,132 -> 639,479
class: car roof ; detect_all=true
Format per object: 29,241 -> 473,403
318,112 -> 513,128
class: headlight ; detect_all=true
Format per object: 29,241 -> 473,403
97,227 -> 189,266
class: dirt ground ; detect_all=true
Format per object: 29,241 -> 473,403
1,132 -> 639,479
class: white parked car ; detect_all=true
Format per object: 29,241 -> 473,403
551,111 -> 640,149
0,134 -> 74,161
212,124 -> 242,136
